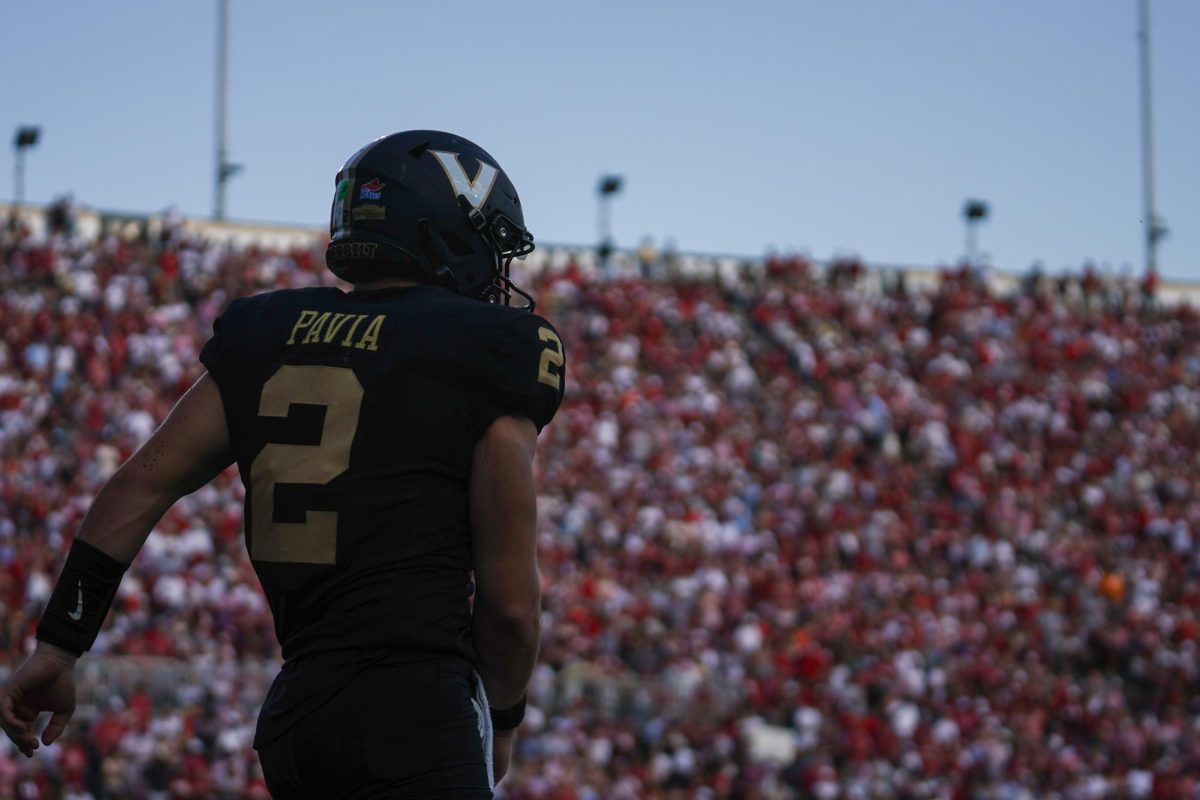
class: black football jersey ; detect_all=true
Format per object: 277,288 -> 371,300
199,284 -> 564,671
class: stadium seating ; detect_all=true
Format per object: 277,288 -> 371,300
1,210 -> 1197,798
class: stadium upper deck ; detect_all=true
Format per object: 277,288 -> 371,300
4,201 -> 1195,306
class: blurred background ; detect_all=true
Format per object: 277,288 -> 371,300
2,2 -> 1200,798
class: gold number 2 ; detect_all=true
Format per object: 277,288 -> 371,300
537,328 -> 564,390
249,365 -> 364,564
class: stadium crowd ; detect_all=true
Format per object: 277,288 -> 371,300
2,208 -> 1200,799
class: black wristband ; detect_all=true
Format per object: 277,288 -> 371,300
36,540 -> 129,657
490,694 -> 527,732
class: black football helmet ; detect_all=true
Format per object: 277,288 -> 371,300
325,130 -> 536,308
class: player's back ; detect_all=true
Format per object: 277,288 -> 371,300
199,283 -> 564,746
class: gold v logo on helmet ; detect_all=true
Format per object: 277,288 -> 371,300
430,150 -> 499,210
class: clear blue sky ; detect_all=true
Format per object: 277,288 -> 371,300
4,1 -> 1198,278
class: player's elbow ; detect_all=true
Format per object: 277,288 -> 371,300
474,584 -> 541,644
477,607 -> 540,646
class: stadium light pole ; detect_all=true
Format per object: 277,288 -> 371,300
1137,0 -> 1167,275
596,175 -> 623,272
962,199 -> 988,268
213,0 -> 242,220
12,126 -> 40,208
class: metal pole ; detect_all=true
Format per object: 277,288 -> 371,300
598,194 -> 610,271
1137,0 -> 1159,274
599,195 -> 610,247
965,221 -> 976,267
13,148 -> 23,207
214,0 -> 229,220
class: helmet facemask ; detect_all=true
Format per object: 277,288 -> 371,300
460,197 -> 536,311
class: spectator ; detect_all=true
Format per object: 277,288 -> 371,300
3,212 -> 1200,798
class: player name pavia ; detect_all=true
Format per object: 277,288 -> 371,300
286,310 -> 386,351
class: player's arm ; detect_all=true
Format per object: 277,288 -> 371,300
70,372 -> 233,563
469,415 -> 541,715
1,373 -> 233,756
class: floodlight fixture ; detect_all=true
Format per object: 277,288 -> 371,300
598,175 -> 623,197
963,199 -> 988,222
14,127 -> 40,149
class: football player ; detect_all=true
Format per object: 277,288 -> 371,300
0,130 -> 565,798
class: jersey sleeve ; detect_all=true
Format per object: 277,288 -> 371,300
199,296 -> 252,383
199,295 -> 270,396
476,312 -> 566,432
198,306 -> 229,382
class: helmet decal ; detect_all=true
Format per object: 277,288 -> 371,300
359,179 -> 385,200
430,150 -> 499,210
331,177 -> 351,239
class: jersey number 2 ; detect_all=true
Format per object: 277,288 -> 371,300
538,328 -> 564,390
249,365 -> 364,564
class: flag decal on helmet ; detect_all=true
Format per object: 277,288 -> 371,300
359,179 -> 385,200
430,150 -> 498,210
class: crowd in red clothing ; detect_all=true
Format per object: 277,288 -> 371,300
2,212 -> 1200,799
